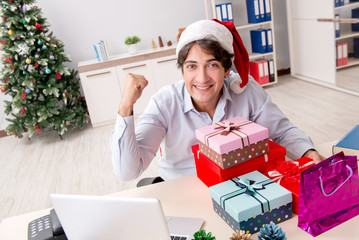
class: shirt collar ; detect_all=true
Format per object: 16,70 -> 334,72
183,81 -> 233,114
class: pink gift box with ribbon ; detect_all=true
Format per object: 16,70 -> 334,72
195,116 -> 269,169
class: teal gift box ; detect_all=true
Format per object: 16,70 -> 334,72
209,170 -> 293,234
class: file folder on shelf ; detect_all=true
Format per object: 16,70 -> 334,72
336,43 -> 343,66
342,42 -> 348,65
354,38 -> 359,58
216,4 -> 223,21
250,29 -> 267,53
250,59 -> 269,85
268,59 -> 275,82
264,0 -> 271,21
352,8 -> 359,32
264,29 -> 273,52
227,3 -> 233,22
335,14 -> 340,38
258,0 -> 265,22
246,0 -> 261,23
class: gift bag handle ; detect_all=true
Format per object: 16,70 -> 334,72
319,165 -> 353,197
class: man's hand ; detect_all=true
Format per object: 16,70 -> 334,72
303,149 -> 325,164
118,73 -> 148,117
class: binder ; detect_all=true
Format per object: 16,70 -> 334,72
264,29 -> 273,52
250,60 -> 264,84
342,42 -> 348,65
335,14 -> 340,38
93,45 -> 100,62
221,3 -> 228,21
258,0 -> 265,22
246,0 -> 261,23
250,29 -> 267,53
216,4 -> 223,21
268,59 -> 275,82
227,3 -> 233,22
334,0 -> 339,7
336,43 -> 343,66
250,59 -> 269,85
352,8 -> 359,32
264,0 -> 271,21
339,0 -> 344,6
354,38 -> 359,58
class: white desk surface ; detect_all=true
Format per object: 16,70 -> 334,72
2,141 -> 359,240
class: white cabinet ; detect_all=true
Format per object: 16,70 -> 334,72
152,55 -> 182,90
116,60 -> 157,116
286,0 -> 359,87
78,47 -> 179,127
79,67 -> 122,127
203,0 -> 278,86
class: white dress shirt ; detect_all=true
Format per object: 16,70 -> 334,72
110,72 -> 314,181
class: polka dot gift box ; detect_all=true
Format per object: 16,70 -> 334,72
195,116 -> 269,169
209,170 -> 293,234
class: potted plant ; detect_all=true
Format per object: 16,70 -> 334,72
124,35 -> 141,54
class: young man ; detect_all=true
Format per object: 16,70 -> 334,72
110,20 -> 323,184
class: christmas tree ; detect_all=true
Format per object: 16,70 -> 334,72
0,0 -> 89,138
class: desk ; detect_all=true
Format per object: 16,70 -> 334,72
1,142 -> 359,239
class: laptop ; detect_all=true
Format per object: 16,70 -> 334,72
50,194 -> 204,240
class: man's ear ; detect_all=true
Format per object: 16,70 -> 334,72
224,68 -> 231,78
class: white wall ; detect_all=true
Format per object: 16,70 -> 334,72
0,0 -> 291,130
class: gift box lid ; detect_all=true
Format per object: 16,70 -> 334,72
209,170 -> 292,222
195,116 -> 269,154
192,140 -> 286,176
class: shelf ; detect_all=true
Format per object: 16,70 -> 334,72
336,31 -> 359,40
336,57 -> 359,69
334,2 -> 359,11
248,52 -> 274,60
236,21 -> 272,30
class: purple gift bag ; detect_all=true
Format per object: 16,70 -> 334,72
298,152 -> 359,237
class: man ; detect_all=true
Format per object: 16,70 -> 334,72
110,19 -> 323,184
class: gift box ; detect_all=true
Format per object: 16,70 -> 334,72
209,170 -> 293,234
264,157 -> 315,215
195,116 -> 269,169
192,140 -> 286,187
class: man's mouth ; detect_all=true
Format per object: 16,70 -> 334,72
194,85 -> 212,90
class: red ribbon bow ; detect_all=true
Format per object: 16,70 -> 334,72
2,57 -> 15,73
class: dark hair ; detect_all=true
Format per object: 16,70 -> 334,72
177,39 -> 234,72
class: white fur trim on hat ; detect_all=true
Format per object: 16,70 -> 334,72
176,20 -> 234,56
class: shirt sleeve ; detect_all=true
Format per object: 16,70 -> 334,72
110,99 -> 167,181
246,80 -> 315,159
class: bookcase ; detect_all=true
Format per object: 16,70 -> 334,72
286,0 -> 359,88
203,0 -> 278,87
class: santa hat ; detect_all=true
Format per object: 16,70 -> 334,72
176,19 -> 249,94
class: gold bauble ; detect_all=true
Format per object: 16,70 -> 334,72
26,58 -> 31,64
8,29 -> 13,36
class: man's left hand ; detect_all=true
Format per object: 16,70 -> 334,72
303,149 -> 325,164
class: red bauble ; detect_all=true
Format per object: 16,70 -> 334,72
1,86 -> 5,92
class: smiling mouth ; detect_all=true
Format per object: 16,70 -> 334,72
195,85 -> 212,90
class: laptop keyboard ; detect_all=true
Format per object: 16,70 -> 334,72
171,236 -> 187,240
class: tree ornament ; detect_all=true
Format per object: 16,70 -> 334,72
229,230 -> 253,240
45,68 -> 51,74
34,125 -> 41,134
8,29 -> 13,35
22,71 -> 26,75
37,40 -> 42,45
49,55 -> 54,60
25,88 -> 31,94
1,86 -> 6,92
42,45 -> 47,50
22,20 -> 27,25
17,43 -> 30,56
192,230 -> 216,240
2,18 -> 7,22
257,223 -> 286,240
31,79 -> 36,84
26,57 -> 31,64
21,91 -> 26,99
56,72 -> 61,79
3,5 -> 7,9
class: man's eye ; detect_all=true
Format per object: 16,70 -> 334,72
186,65 -> 195,69
208,63 -> 218,68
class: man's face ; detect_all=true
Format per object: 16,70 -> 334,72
182,44 -> 230,112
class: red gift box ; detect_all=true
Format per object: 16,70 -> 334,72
192,140 -> 286,187
264,157 -> 315,215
